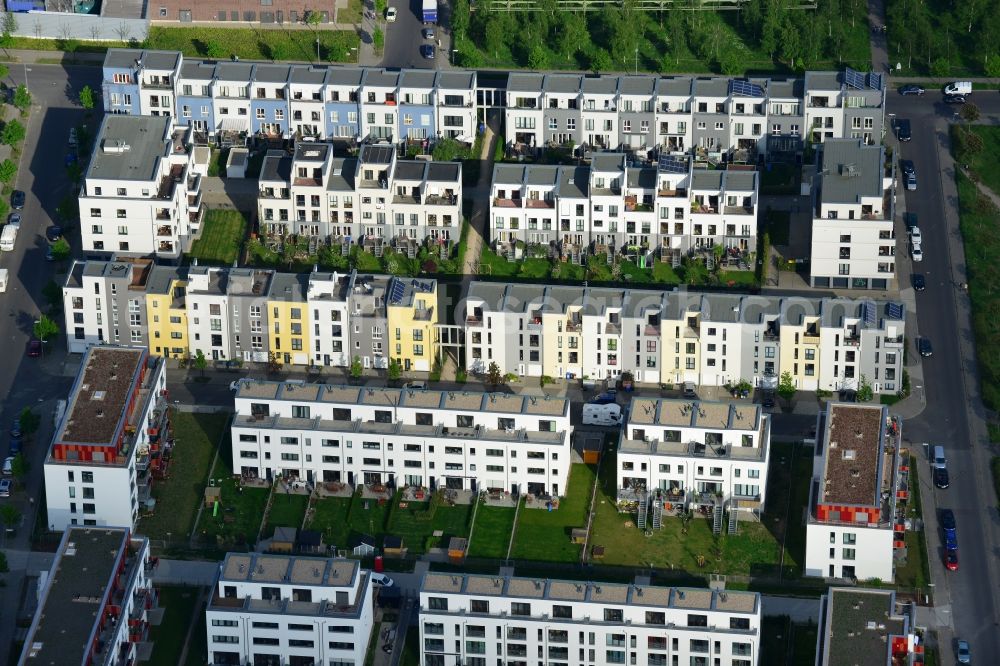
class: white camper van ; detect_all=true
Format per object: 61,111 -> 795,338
944,81 -> 972,96
582,402 -> 623,426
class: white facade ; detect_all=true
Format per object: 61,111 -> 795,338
230,382 -> 572,495
206,553 -> 373,666
805,522 -> 895,582
79,115 -> 205,259
418,572 -> 761,666
617,398 -> 770,513
44,347 -> 166,533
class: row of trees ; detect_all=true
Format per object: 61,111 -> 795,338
451,0 -> 869,73
887,0 -> 1000,75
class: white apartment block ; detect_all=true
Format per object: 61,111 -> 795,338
44,347 -> 168,532
805,403 -> 906,582
815,588 -> 926,666
463,282 -> 907,395
418,572 -> 761,666
18,528 -> 156,666
490,153 -> 757,260
80,114 -> 206,259
62,257 -> 156,354
206,553 -> 374,666
258,142 -> 462,248
617,398 -> 770,516
810,138 -> 897,290
230,382 -> 572,496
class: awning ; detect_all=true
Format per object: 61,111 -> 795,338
218,117 -> 250,133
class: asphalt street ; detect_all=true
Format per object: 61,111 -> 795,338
886,88 -> 1000,663
381,0 -> 439,69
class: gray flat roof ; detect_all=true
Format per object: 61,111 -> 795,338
88,115 -> 170,182
260,151 -> 292,183
823,588 -> 907,666
820,139 -> 883,204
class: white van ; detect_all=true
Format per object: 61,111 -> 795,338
0,268 -> 7,292
583,403 -> 623,426
931,445 -> 946,469
0,223 -> 18,251
944,81 -> 972,96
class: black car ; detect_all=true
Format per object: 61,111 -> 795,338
940,508 -> 957,548
895,119 -> 912,142
899,84 -> 925,96
933,466 -> 950,489
918,337 -> 933,357
912,273 -> 926,291
45,226 -> 63,243
901,159 -> 915,176
11,190 -> 24,209
420,44 -> 435,60
904,212 -> 918,231
944,94 -> 966,104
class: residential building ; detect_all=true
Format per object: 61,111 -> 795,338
463,282 -> 906,395
803,70 -> 886,147
418,572 -> 761,666
18,528 -> 156,666
151,0 -> 335,25
103,49 -> 181,117
815,587 -> 926,666
805,403 -> 906,582
257,142 -> 462,248
810,139 -> 896,290
80,114 -> 207,259
490,154 -> 758,260
231,382 -> 571,494
617,398 -> 770,519
44,346 -> 168,532
63,260 -> 442,369
205,552 -> 374,666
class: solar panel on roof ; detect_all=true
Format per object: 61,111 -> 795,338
862,301 -> 876,327
729,79 -> 764,97
845,67 -> 865,90
658,155 -> 687,174
868,72 -> 883,91
886,303 -> 903,320
389,281 -> 406,303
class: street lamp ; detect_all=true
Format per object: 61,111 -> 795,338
452,49 -> 458,67
316,38 -> 321,63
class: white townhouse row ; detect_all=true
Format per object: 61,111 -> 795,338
231,382 -> 573,497
418,572 -> 761,666
43,346 -> 168,533
505,68 -> 885,159
258,141 -> 462,247
463,282 -> 908,396
617,398 -> 771,516
80,114 -> 207,260
102,49 -> 479,145
490,153 -> 757,259
810,138 -> 898,290
205,553 -> 374,666
805,403 -> 907,583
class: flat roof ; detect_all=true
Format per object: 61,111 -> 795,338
59,347 -> 146,446
22,528 -> 131,666
88,115 -> 170,182
820,139 -> 883,204
820,404 -> 885,506
628,398 -> 759,431
822,588 -> 907,666
220,552 -> 359,587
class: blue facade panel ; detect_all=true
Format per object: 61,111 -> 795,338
398,104 -> 435,140
251,99 -> 289,134
176,96 -> 214,126
325,102 -> 360,139
103,66 -> 141,115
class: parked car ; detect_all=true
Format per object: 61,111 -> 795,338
370,573 -> 394,587
403,381 -> 427,390
910,227 -> 922,244
229,378 -> 252,392
385,6 -> 397,21
683,382 -> 697,398
7,212 -> 20,226
68,127 -> 78,147
422,27 -> 435,40
899,84 -> 925,96
11,190 -> 25,209
420,44 -> 435,59
911,243 -> 923,262
912,273 -> 926,291
0,478 -> 10,497
26,338 -> 42,357
901,159 -> 915,176
944,548 -> 959,571
64,152 -> 78,167
46,225 -> 63,243
940,508 -> 957,548
10,418 -> 20,438
591,391 -> 618,405
905,171 -> 917,191
956,639 -> 971,664
1,456 -> 12,476
933,465 -> 950,489
944,81 -> 972,96
895,118 -> 912,142
45,246 -> 55,262
904,212 -> 918,231
944,94 -> 967,105
918,337 -> 933,357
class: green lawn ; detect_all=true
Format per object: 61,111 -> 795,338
386,497 -> 473,554
264,491 -> 310,538
510,464 -> 595,563
780,444 -> 815,578
958,126 -> 1000,197
468,505 -> 517,558
195,432 -> 270,548
145,26 -> 360,63
896,456 -> 930,591
138,411 -> 229,542
307,495 -> 353,547
188,209 -> 247,266
147,586 -> 202,666
589,452 -> 781,575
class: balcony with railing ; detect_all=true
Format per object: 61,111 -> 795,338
493,196 -> 521,208
657,186 -> 687,198
883,335 -> 904,348
156,225 -> 173,238
156,165 -> 186,200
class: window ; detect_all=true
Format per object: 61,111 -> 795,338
427,597 -> 448,611
604,608 -> 623,622
511,602 -> 531,616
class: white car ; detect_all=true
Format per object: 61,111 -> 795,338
0,478 -> 10,497
911,243 -> 923,262
230,378 -> 252,392
2,456 -> 13,475
910,227 -> 922,244
385,7 -> 397,21
370,573 -> 394,587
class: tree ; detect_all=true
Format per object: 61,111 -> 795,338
856,374 -> 874,402
960,102 -> 981,126
18,407 -> 39,437
205,41 -> 225,59
0,158 -> 15,183
387,358 -> 402,381
193,349 -> 208,377
372,28 -> 384,53
0,13 -> 17,56
986,53 -> 1000,78
10,453 -> 26,482
486,361 -> 503,386
0,63 -> 8,83
305,9 -> 322,26
350,355 -> 363,380
589,48 -> 612,74
778,370 -> 796,400
50,237 -> 71,262
431,137 -> 462,162
1,118 -> 25,146
0,505 -> 21,534
12,84 -> 30,112
33,314 -> 58,343
42,280 -> 62,309
451,0 -> 470,38
556,12 -> 587,62
78,85 -> 94,111
527,44 -> 549,70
